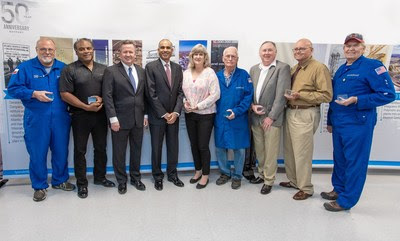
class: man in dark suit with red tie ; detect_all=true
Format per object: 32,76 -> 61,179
102,40 -> 148,194
145,39 -> 184,191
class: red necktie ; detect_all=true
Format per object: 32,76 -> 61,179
165,63 -> 172,87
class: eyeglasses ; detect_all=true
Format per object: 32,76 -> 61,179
292,47 -> 310,52
38,48 -> 55,53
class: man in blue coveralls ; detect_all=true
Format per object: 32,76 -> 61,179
323,33 -> 395,211
214,46 -> 253,190
8,38 -> 75,202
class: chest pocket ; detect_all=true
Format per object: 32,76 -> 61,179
235,86 -> 245,100
30,74 -> 49,90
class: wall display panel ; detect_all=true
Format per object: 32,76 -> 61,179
1,0 -> 399,176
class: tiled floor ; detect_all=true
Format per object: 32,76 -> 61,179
1,168 -> 399,241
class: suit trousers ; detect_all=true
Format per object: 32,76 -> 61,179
185,112 -> 215,175
251,124 -> 281,185
283,107 -> 320,195
149,119 -> 179,181
111,126 -> 143,184
71,111 -> 108,187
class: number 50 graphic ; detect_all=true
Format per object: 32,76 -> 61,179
1,1 -> 29,25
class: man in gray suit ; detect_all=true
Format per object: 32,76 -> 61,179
102,40 -> 148,195
249,41 -> 291,195
145,39 -> 184,191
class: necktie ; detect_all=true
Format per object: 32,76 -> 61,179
165,63 -> 172,87
291,65 -> 301,84
128,67 -> 136,93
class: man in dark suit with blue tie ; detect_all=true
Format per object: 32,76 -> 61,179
145,39 -> 184,191
102,40 -> 148,194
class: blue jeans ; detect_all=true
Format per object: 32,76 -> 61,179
216,147 -> 245,180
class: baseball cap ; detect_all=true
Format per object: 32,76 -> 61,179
344,33 -> 364,44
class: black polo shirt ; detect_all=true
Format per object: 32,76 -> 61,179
59,60 -> 106,113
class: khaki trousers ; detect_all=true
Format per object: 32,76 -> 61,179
283,107 -> 320,195
251,124 -> 280,185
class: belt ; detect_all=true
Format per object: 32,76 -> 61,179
288,104 -> 320,109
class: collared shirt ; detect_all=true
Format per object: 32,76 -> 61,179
160,58 -> 171,72
289,57 -> 332,106
256,60 -> 276,102
59,60 -> 106,113
121,61 -> 139,90
223,67 -> 236,87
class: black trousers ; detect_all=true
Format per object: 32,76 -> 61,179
71,111 -> 107,187
185,112 -> 215,175
149,119 -> 179,181
111,126 -> 143,184
243,114 -> 256,178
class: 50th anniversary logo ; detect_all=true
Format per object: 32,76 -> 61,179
1,0 -> 34,33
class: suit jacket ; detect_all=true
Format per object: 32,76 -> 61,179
145,59 -> 183,125
249,60 -> 291,127
102,62 -> 146,129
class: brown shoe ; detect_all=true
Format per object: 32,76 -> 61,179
293,190 -> 312,200
279,181 -> 297,189
324,201 -> 347,212
320,190 -> 338,200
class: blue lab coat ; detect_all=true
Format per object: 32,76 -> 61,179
214,67 -> 253,149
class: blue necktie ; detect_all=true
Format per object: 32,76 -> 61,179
128,67 -> 136,93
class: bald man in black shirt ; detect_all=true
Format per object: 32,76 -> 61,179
59,38 -> 115,198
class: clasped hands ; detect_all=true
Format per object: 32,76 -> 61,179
184,100 -> 198,113
164,112 -> 178,124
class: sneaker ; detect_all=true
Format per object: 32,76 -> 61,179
231,179 -> 241,190
33,189 -> 47,202
216,174 -> 231,185
52,181 -> 76,191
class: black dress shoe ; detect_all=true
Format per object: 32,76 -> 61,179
77,186 -> 88,199
250,177 -> 264,184
167,176 -> 184,187
243,174 -> 256,181
130,179 -> 146,191
94,178 -> 116,188
196,179 -> 209,189
118,183 -> 127,194
189,175 -> 202,184
0,179 -> 8,189
154,180 -> 163,191
260,184 -> 272,195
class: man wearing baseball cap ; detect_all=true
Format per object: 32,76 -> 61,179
323,33 -> 395,211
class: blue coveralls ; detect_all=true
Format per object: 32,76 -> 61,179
327,55 -> 395,209
214,67 -> 253,178
8,57 -> 71,190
